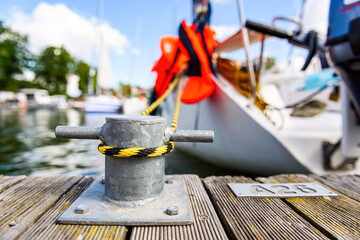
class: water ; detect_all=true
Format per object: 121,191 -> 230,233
0,108 -> 240,177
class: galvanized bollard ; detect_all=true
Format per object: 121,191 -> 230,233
104,116 -> 165,203
55,115 -> 214,226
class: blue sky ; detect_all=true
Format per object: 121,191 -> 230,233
0,0 -> 307,89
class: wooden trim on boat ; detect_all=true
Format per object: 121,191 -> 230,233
214,29 -> 268,53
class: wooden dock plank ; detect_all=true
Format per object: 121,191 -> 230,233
203,176 -> 328,240
19,176 -> 128,240
0,174 -> 359,239
311,174 -> 360,203
0,175 -> 26,193
130,175 -> 229,240
257,174 -> 360,240
0,176 -> 83,239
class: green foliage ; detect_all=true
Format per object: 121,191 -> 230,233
120,83 -> 131,98
0,25 -> 32,90
264,57 -> 276,70
0,25 -> 95,96
0,21 -> 3,34
3,80 -> 41,92
92,69 -> 97,94
75,60 -> 90,96
33,46 -> 75,95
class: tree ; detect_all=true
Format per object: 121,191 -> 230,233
120,83 -> 131,98
34,46 -> 74,95
75,60 -> 90,96
0,25 -> 32,90
92,69 -> 97,94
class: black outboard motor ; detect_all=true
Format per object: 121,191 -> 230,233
326,0 -> 360,114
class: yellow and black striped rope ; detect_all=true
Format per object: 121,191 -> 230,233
98,75 -> 183,158
98,141 -> 175,158
171,77 -> 183,131
141,77 -> 179,116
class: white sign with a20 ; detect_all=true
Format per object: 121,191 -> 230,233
227,183 -> 338,198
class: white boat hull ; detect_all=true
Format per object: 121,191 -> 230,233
123,97 -> 148,115
85,102 -> 121,113
85,95 -> 122,113
163,75 -> 354,175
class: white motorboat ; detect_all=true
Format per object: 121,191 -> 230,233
85,95 -> 122,113
17,89 -> 70,110
18,88 -> 52,110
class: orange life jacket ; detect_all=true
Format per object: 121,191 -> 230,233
152,21 -> 216,104
179,20 -> 216,104
152,36 -> 189,98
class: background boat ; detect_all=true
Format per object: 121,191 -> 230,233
19,88 -> 69,110
84,0 -> 122,114
84,94 -> 122,113
84,38 -> 123,113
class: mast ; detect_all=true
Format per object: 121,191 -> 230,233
96,0 -> 113,93
127,17 -> 143,97
236,0 -> 257,101
192,0 -> 203,20
286,0 -> 307,64
97,34 -> 113,91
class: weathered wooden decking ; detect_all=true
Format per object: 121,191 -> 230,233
0,174 -> 359,239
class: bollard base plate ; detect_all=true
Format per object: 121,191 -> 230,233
57,178 -> 193,226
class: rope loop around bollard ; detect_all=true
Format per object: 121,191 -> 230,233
98,74 -> 183,158
98,141 -> 175,158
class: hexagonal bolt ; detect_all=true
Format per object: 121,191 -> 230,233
165,179 -> 174,184
8,221 -> 17,227
75,205 -> 90,214
165,205 -> 179,215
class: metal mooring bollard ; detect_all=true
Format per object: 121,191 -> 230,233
104,116 -> 166,202
55,115 -> 214,226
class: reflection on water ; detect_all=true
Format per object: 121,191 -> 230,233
0,109 -> 240,177
0,109 -> 103,176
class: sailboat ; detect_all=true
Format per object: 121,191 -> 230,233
84,0 -> 123,113
156,0 -> 360,175
84,39 -> 123,113
122,17 -> 149,115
